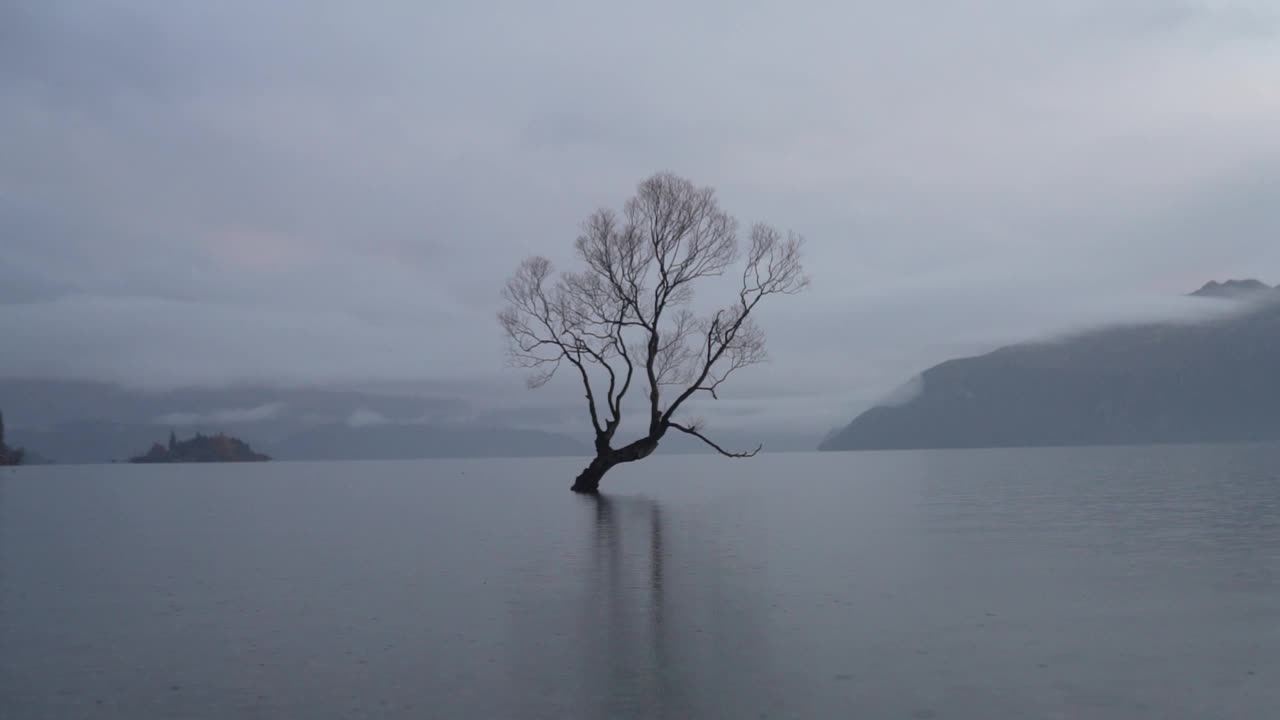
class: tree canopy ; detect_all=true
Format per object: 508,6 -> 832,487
500,173 -> 808,491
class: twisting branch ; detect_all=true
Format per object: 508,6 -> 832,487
666,421 -> 762,458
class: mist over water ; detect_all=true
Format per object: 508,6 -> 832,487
4,446 -> 1279,719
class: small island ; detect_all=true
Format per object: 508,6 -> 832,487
130,431 -> 270,463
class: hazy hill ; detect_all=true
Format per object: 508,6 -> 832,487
1189,279 -> 1273,299
1,378 -> 812,463
268,423 -> 588,461
0,381 -> 585,463
0,380 -> 465,438
10,421 -> 170,464
821,281 -> 1280,452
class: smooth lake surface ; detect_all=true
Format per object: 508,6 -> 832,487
3,445 -> 1280,719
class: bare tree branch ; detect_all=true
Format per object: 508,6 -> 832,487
499,256 -> 608,434
660,224 -> 808,424
666,421 -> 762,458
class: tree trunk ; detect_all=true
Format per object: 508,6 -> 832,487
571,454 -> 615,494
570,435 -> 662,493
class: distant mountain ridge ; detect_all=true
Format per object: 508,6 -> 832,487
269,423 -> 588,461
1,378 -> 812,463
1188,279 -> 1276,299
0,380 -> 589,463
821,280 -> 1280,452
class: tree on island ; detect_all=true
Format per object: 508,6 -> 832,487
499,173 -> 809,493
130,432 -> 270,463
0,410 -> 26,467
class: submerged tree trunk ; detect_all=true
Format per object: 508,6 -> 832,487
570,436 -> 661,493
571,455 -> 615,494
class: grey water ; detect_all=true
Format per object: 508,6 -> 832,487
2,445 -> 1279,719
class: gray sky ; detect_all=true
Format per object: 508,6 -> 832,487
3,0 -> 1279,435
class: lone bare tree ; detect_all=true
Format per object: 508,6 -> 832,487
499,173 -> 808,493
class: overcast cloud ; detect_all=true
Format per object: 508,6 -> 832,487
3,0 -> 1279,435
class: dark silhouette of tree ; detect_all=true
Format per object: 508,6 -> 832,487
0,410 -> 25,467
499,173 -> 808,492
130,432 -> 270,463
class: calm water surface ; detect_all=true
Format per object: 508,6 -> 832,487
3,445 -> 1279,718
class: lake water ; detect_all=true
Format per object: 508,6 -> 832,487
2,445 -> 1279,719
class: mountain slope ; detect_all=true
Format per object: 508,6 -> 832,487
821,282 -> 1280,451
